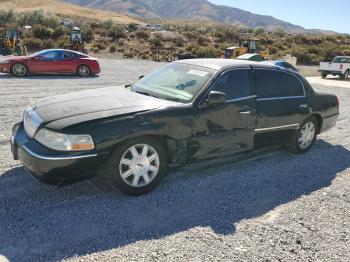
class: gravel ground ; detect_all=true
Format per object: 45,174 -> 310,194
0,59 -> 349,262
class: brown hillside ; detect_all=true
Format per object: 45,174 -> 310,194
0,0 -> 142,24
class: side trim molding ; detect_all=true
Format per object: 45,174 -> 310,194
254,124 -> 299,132
22,145 -> 97,161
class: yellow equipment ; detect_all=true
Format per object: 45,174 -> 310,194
0,29 -> 26,56
67,27 -> 88,54
225,36 -> 269,60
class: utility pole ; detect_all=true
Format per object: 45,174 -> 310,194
289,33 -> 295,56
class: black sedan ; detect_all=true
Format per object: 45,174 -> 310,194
11,59 -> 339,195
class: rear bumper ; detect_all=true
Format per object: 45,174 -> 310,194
320,113 -> 339,133
11,122 -> 107,184
318,70 -> 342,75
0,64 -> 11,73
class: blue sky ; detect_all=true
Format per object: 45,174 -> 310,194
209,0 -> 349,33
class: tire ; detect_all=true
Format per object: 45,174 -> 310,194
286,116 -> 318,154
76,65 -> 91,77
321,72 -> 327,79
344,70 -> 349,80
11,63 -> 28,77
339,74 -> 345,80
102,137 -> 168,195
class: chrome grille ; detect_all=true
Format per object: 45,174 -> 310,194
23,107 -> 43,138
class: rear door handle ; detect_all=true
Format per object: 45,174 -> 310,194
238,109 -> 252,115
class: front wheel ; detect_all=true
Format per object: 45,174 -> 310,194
321,72 -> 327,79
11,63 -> 28,77
77,65 -> 91,77
103,137 -> 168,195
286,117 -> 318,154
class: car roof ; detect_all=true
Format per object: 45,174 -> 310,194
35,49 -> 89,56
174,58 -> 275,71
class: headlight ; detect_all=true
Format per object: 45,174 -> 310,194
23,107 -> 43,138
0,60 -> 11,64
35,128 -> 95,151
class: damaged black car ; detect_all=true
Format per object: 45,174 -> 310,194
11,59 -> 339,195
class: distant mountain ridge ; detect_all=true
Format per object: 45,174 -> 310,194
62,0 -> 318,33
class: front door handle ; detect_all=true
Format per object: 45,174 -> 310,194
299,104 -> 309,109
238,109 -> 252,115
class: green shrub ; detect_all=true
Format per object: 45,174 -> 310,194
109,45 -> 117,53
135,29 -> 150,40
52,26 -> 67,39
198,36 -> 210,46
93,42 -> 106,50
24,38 -> 43,51
127,23 -> 139,32
149,36 -> 163,47
0,9 -> 16,25
32,25 -> 54,39
254,27 -> 265,35
82,28 -> 94,42
107,25 -> 127,41
123,51 -> 134,58
173,36 -> 185,47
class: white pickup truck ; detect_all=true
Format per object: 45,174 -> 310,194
319,56 -> 350,80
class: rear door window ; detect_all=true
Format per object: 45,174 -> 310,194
63,51 -> 75,59
211,69 -> 254,100
256,69 -> 304,99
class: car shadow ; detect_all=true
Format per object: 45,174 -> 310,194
0,139 -> 349,261
0,74 -> 99,79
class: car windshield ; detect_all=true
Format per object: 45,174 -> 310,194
132,63 -> 215,103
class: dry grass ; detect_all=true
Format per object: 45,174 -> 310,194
0,0 -> 142,24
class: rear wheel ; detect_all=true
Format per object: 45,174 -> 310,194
321,72 -> 327,79
11,63 -> 28,77
103,137 -> 168,195
343,70 -> 349,80
77,65 -> 90,77
286,117 -> 318,154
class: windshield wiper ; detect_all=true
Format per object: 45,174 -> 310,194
133,90 -> 160,99
163,97 -> 181,102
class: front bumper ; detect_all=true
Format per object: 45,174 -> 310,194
11,122 -> 107,184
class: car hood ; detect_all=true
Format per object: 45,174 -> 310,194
4,56 -> 29,62
32,86 -> 177,130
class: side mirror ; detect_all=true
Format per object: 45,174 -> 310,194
138,75 -> 144,80
206,91 -> 228,105
33,56 -> 42,60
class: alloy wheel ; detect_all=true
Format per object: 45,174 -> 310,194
12,64 -> 27,76
119,144 -> 160,188
298,122 -> 316,150
78,65 -> 90,77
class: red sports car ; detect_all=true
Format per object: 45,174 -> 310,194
0,49 -> 100,77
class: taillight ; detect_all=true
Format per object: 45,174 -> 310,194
340,64 -> 343,70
